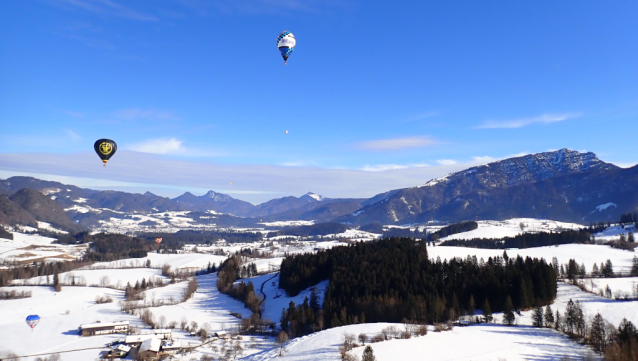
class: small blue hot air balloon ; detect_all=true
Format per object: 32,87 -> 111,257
26,315 -> 40,330
277,31 -> 296,64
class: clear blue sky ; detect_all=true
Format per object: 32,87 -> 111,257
1,1 -> 637,203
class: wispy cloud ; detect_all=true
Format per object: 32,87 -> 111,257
471,156 -> 496,163
361,163 -> 429,172
114,109 -> 178,120
357,136 -> 439,151
60,0 -> 159,21
436,159 -> 457,165
65,129 -> 82,142
209,0 -> 348,15
476,112 -> 583,129
401,111 -> 440,122
128,138 -> 185,154
0,152 -> 468,204
60,110 -> 85,118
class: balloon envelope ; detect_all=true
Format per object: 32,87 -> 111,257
94,139 -> 117,166
277,31 -> 296,63
26,315 -> 40,329
155,238 -> 162,244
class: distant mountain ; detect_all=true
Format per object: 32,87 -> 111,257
261,199 -> 365,222
300,192 -> 326,202
9,188 -> 80,231
173,190 -> 255,215
339,149 -> 627,224
4,148 -> 633,229
0,195 -> 38,228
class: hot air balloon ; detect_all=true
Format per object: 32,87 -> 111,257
277,31 -> 296,64
155,238 -> 162,245
94,139 -> 117,166
26,315 -> 40,330
285,130 -> 289,134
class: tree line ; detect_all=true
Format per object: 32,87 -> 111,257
279,237 -> 557,328
216,255 -> 261,315
440,230 -> 592,249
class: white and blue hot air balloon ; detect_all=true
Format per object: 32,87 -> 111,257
277,31 -> 296,64
26,315 -> 40,330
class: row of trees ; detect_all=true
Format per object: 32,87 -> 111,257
619,212 -> 638,225
440,230 -> 592,249
216,256 -> 262,315
279,238 -> 557,327
528,300 -> 638,359
279,286 -> 324,338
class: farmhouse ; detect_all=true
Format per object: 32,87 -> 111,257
124,334 -> 154,347
152,329 -> 172,340
103,344 -> 131,359
138,337 -> 161,360
79,321 -> 129,336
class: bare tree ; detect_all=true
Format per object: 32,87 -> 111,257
99,275 -> 111,288
358,333 -> 368,345
276,330 -> 289,356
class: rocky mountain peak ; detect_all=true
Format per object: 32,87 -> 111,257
302,192 -> 326,201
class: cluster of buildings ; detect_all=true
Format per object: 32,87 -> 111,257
78,321 -> 228,360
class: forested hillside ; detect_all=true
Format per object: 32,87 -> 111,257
279,238 -> 557,327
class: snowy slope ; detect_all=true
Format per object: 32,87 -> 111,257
0,285 -> 140,360
438,218 -> 583,242
240,273 -> 328,324
245,323 -> 593,361
429,244 -> 637,274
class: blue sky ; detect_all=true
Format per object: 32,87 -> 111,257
1,0 -> 637,203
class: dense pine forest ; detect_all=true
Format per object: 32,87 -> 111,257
280,237 -> 557,328
440,230 -> 592,249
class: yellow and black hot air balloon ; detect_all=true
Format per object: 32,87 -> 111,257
94,139 -> 117,166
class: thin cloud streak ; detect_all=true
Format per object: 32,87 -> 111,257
436,159 -> 457,165
0,152 -> 468,204
357,136 -> 439,151
401,111 -> 440,122
127,138 -> 185,154
361,163 -> 429,172
476,112 -> 583,129
114,109 -> 178,120
60,0 -> 159,21
65,129 -> 82,142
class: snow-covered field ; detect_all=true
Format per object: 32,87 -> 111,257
13,268 -> 166,288
429,244 -> 637,274
245,323 -> 594,361
0,285 -> 140,360
0,232 -> 87,264
438,218 -> 583,242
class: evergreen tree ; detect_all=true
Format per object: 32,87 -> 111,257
565,299 -> 576,334
482,299 -> 493,323
502,295 -> 516,325
592,263 -> 600,277
631,256 -> 638,277
603,259 -> 614,278
467,294 -> 476,316
362,345 -> 376,361
544,305 -> 554,328
555,310 -> 562,331
629,232 -> 635,243
309,286 -> 320,311
590,313 -> 606,352
141,278 -> 147,289
618,318 -> 638,344
280,308 -> 288,332
532,306 -> 543,327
